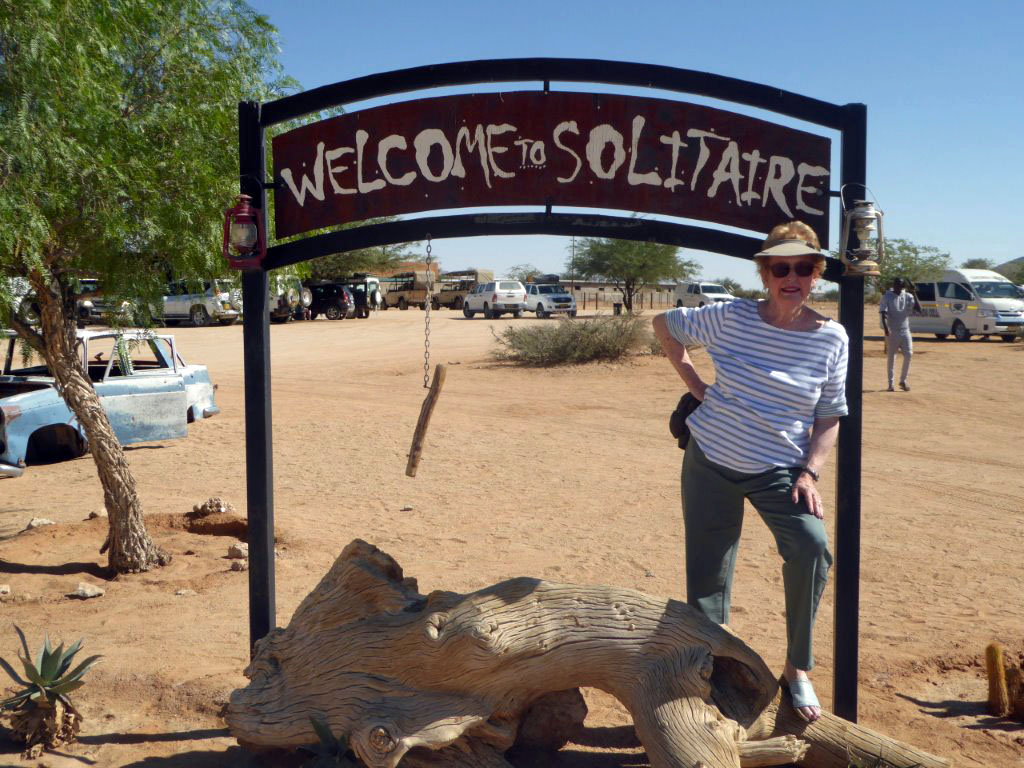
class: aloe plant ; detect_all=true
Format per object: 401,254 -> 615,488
300,716 -> 360,767
0,626 -> 101,749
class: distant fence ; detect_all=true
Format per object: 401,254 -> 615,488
571,289 -> 676,311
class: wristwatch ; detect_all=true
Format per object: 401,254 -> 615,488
800,467 -> 820,482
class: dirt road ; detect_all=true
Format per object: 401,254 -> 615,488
1,307 -> 1021,766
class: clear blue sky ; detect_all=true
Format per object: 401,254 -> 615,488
247,0 -> 1023,288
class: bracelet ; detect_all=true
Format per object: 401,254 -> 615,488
800,467 -> 820,482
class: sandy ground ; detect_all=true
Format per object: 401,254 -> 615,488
0,305 -> 1022,767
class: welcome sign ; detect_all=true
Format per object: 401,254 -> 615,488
272,91 -> 831,242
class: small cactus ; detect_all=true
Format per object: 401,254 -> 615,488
985,642 -> 1011,717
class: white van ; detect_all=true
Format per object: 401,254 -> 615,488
909,269 -> 1023,342
674,281 -> 736,308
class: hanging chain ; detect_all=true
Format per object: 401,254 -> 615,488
423,234 -> 433,388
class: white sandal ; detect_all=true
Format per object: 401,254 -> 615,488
785,678 -> 820,722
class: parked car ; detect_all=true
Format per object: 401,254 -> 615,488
0,329 -> 219,477
525,282 -> 577,318
463,280 -> 528,319
908,268 -> 1024,342
270,274 -> 309,323
163,278 -> 241,326
381,271 -> 431,310
305,281 -> 356,320
433,269 -> 493,310
674,281 -> 737,308
338,275 -> 383,318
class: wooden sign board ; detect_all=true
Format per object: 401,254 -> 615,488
272,91 -> 831,242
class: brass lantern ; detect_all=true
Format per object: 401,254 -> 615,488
839,199 -> 884,277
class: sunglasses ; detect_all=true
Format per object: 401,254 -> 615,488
769,261 -> 816,278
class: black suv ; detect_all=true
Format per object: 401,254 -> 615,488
306,281 -> 355,320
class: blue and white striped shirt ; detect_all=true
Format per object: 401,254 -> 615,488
666,299 -> 849,473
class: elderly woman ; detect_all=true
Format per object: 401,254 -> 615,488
652,220 -> 848,723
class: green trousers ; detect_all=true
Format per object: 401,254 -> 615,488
681,440 -> 832,671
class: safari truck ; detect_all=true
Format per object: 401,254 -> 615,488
381,271 -> 431,310
433,269 -> 493,310
909,268 -> 1024,342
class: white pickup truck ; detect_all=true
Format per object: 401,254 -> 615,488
673,282 -> 736,308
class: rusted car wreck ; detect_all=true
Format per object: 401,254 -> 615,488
0,330 -> 219,477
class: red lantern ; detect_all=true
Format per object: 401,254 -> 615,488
222,194 -> 266,269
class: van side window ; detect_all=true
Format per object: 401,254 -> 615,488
938,282 -> 972,300
913,282 -> 936,301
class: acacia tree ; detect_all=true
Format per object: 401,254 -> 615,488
872,238 -> 950,289
960,258 -> 994,270
0,0 -> 288,572
571,238 -> 699,311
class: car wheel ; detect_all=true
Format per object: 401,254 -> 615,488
512,309 -> 523,318
483,303 -> 493,319
309,310 -> 319,320
569,310 -> 577,318
1001,334 -> 1018,342
463,305 -> 474,318
432,298 -> 441,311
934,333 -> 948,340
218,317 -> 237,326
398,297 -> 409,311
325,304 -> 343,320
952,320 -> 970,342
454,296 -> 463,310
190,306 -> 211,327
536,303 -> 547,319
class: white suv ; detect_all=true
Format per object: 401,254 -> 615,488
163,279 -> 242,326
674,282 -> 736,308
463,280 -> 527,319
525,283 -> 577,318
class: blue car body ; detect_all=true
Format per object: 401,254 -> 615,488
0,330 -> 219,478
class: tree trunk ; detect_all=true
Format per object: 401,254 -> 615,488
226,540 -> 950,768
28,270 -> 168,573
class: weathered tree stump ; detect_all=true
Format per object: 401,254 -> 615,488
226,540 -> 951,768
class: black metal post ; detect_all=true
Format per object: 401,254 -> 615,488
833,102 -> 867,722
238,100 -> 275,655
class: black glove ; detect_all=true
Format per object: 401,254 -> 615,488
669,392 -> 702,450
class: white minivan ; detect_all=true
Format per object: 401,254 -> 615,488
909,268 -> 1024,342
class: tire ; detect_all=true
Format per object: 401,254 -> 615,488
190,306 -> 211,327
536,303 -> 547,319
1001,334 -> 1019,342
398,297 -> 408,311
952,320 -> 970,342
569,310 -> 577,318
432,298 -> 441,311
483,303 -> 493,319
309,310 -> 319,320
463,305 -> 475,318
934,333 -> 948,340
675,299 -> 683,308
218,317 -> 237,326
356,306 -> 369,319
512,309 -> 523,318
325,304 -> 343,321
454,296 -> 464,310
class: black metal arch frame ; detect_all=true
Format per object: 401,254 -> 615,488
237,58 -> 867,721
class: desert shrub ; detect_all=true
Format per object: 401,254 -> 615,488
492,313 -> 653,366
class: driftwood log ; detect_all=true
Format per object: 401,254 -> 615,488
226,540 -> 951,768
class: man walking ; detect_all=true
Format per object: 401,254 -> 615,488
880,277 -> 921,391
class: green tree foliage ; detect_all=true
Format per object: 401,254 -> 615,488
571,238 -> 699,312
306,243 -> 413,281
960,258 -> 994,270
0,0 -> 288,572
870,238 -> 950,291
